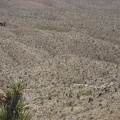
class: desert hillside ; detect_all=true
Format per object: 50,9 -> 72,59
0,0 -> 120,120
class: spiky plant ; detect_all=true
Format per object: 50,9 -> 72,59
0,106 -> 7,120
0,81 -> 31,120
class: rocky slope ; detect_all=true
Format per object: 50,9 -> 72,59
0,0 -> 120,120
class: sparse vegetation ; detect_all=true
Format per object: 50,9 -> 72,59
0,0 -> 120,119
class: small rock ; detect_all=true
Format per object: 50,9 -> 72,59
0,89 -> 7,103
88,97 -> 93,103
97,92 -> 102,97
110,110 -> 114,114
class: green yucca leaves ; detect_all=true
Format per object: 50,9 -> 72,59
0,81 -> 31,120
16,101 -> 30,113
10,81 -> 25,94
19,111 -> 32,120
0,106 -> 7,120
5,90 -> 13,104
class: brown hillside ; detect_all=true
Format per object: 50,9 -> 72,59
0,0 -> 120,120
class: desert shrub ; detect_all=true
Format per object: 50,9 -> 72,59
0,81 -> 31,120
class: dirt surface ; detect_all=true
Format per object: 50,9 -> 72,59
0,0 -> 120,120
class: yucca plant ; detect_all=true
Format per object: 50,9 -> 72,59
0,106 -> 7,120
0,81 -> 31,120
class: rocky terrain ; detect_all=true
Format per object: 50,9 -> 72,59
0,0 -> 120,120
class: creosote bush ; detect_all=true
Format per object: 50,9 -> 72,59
0,81 -> 31,120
